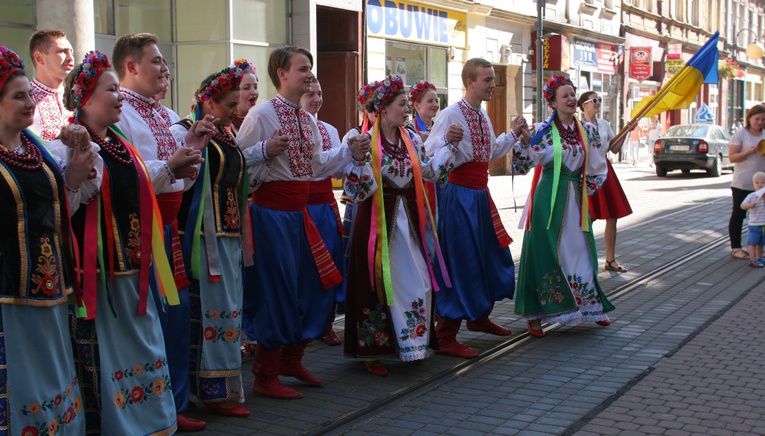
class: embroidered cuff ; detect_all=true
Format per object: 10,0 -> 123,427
64,182 -> 80,193
164,162 -> 177,184
446,142 -> 458,154
260,141 -> 269,160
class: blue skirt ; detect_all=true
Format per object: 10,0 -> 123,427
307,202 -> 346,304
1,303 -> 85,435
242,203 -> 334,349
150,224 -> 191,413
189,236 -> 244,402
434,182 -> 516,320
70,274 -> 177,435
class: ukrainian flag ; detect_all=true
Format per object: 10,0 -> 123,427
631,32 -> 719,119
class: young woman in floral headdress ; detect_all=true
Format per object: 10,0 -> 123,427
54,50 -> 185,434
0,45 -> 94,436
342,75 -> 460,376
229,58 -> 258,136
170,65 -> 251,417
513,74 -> 614,337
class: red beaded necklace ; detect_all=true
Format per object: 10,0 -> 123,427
213,126 -> 238,149
553,116 -> 581,145
83,124 -> 133,165
380,129 -> 407,161
0,134 -> 43,171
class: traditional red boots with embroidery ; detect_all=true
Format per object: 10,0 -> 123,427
436,317 -> 478,359
251,344 -> 303,399
280,341 -> 324,386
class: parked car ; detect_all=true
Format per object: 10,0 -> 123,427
652,124 -> 733,177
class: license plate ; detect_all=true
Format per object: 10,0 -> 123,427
670,145 -> 690,151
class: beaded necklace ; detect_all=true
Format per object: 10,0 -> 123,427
213,126 -> 238,149
83,124 -> 133,165
380,129 -> 407,160
553,116 -> 581,146
0,134 -> 43,170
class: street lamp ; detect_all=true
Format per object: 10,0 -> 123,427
729,25 -> 763,129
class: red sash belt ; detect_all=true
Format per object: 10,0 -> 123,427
156,191 -> 190,289
252,181 -> 342,289
308,179 -> 345,236
447,162 -> 512,248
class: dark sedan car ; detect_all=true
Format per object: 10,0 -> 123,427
652,124 -> 733,177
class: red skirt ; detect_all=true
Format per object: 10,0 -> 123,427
589,159 -> 633,220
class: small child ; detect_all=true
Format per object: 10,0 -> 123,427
741,172 -> 765,267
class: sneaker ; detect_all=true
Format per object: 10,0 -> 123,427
748,260 -> 764,268
757,258 -> 765,267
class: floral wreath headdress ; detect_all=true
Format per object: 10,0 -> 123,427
543,74 -> 576,104
230,58 -> 256,75
70,50 -> 111,109
196,66 -> 244,103
356,80 -> 380,111
371,75 -> 404,113
0,46 -> 25,92
408,80 -> 436,104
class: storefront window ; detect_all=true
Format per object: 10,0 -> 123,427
0,0 -> 35,61
385,41 -> 448,90
176,44 -> 227,111
1,0 -> 35,26
232,0 -> 289,44
177,0 -> 227,42
94,0 -> 115,35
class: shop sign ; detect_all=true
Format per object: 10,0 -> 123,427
597,43 -> 616,74
666,59 -> 684,75
667,43 -> 682,59
629,46 -> 653,82
531,33 -> 570,71
573,39 -> 598,68
366,0 -> 466,47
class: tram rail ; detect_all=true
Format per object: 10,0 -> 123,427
311,225 -> 730,435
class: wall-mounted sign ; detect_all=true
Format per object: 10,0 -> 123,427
366,0 -> 466,47
531,33 -> 570,71
629,46 -> 653,82
597,43 -> 616,74
573,39 -> 598,68
667,43 -> 683,60
666,59 -> 684,75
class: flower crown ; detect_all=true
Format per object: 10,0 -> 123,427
371,75 -> 404,113
70,50 -> 111,108
543,74 -> 576,104
0,46 -> 25,92
356,80 -> 380,111
231,58 -> 256,75
408,80 -> 436,104
197,66 -> 244,102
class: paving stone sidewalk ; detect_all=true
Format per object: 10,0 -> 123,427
574,278 -> 765,436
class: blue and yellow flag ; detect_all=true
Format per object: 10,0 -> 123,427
631,32 -> 719,119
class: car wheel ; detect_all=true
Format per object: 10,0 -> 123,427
707,156 -> 721,177
656,166 -> 668,177
681,169 -> 691,174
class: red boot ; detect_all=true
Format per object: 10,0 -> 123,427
252,344 -> 303,399
436,317 -> 478,359
466,316 -> 512,336
280,341 -> 324,386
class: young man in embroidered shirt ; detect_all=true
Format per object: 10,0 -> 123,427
424,58 -> 525,359
28,30 -> 74,140
112,32 -> 214,432
237,46 -> 367,399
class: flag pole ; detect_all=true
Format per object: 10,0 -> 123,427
609,67 -> 691,151
610,32 -> 720,151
